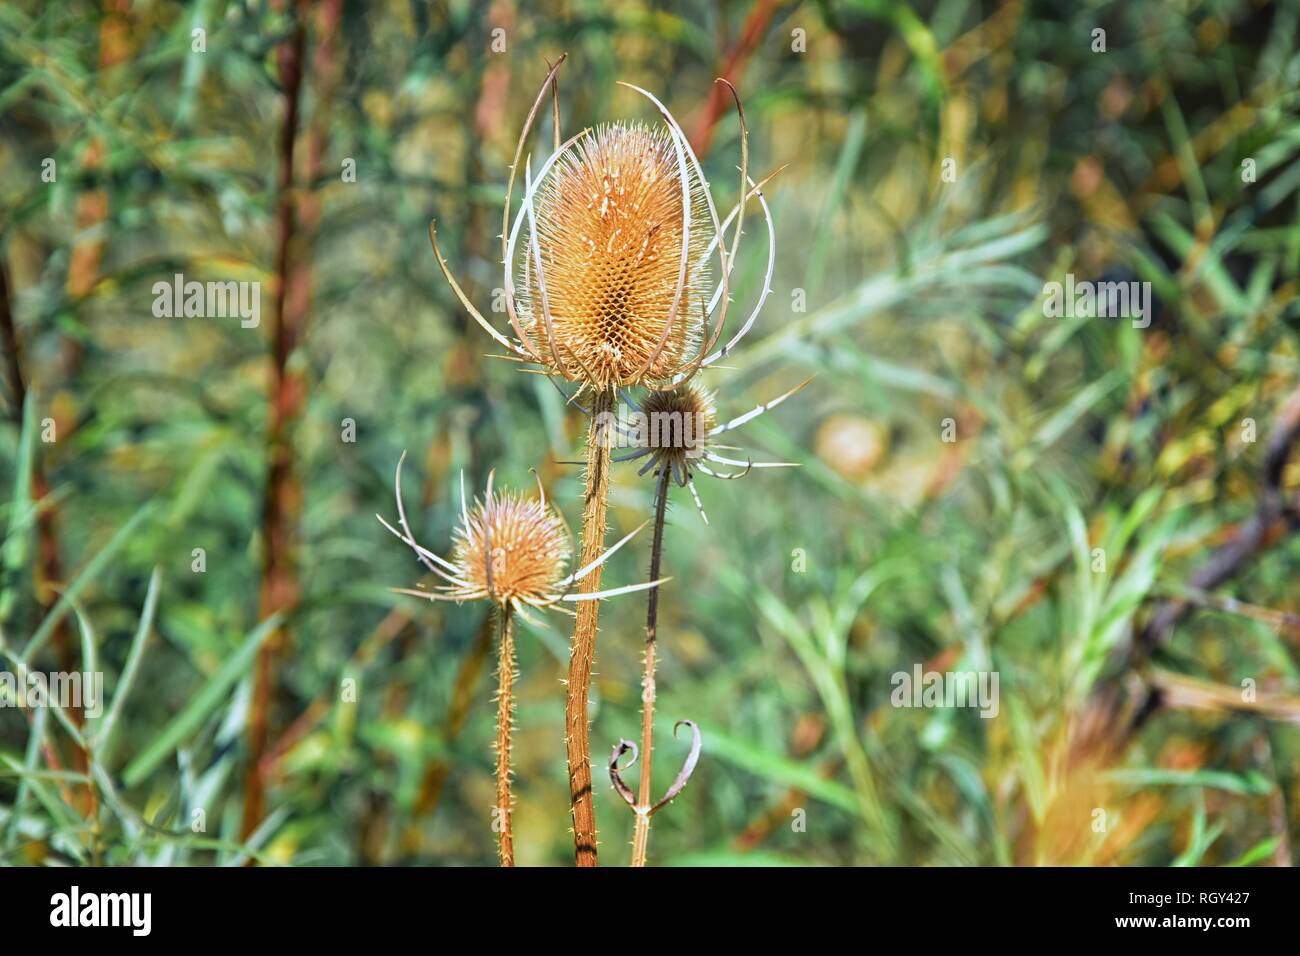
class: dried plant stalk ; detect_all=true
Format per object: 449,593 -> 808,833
567,387 -> 615,866
495,605 -> 516,866
631,467 -> 671,866
381,456 -> 664,866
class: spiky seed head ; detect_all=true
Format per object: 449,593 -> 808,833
451,489 -> 571,606
639,382 -> 718,470
518,123 -> 712,390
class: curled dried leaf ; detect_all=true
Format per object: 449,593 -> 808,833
651,719 -> 701,815
608,739 -> 639,807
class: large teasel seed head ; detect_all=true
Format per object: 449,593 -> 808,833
452,489 -> 572,606
517,123 -> 712,390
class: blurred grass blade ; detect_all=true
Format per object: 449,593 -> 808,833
96,566 -> 162,766
122,611 -> 284,788
0,391 -> 37,623
20,499 -> 157,663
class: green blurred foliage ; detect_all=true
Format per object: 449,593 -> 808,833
1,0 -> 1299,866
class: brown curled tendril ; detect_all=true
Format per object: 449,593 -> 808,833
608,739 -> 638,807
609,721 -> 702,816
651,720 -> 701,815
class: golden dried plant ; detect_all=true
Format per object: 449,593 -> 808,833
378,453 -> 661,613
615,377 -> 811,523
606,375 -> 809,866
425,55 -> 782,866
428,55 -> 781,396
377,453 -> 663,866
514,122 -> 713,390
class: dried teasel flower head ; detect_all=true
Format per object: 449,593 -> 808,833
428,56 -> 783,395
450,483 -> 571,607
379,454 -> 665,612
513,122 -> 713,390
613,377 -> 813,524
637,381 -> 719,468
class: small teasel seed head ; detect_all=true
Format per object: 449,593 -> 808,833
452,489 -> 571,606
518,122 -> 713,389
640,382 -> 718,467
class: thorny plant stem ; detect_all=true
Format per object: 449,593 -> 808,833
495,605 -> 516,867
567,388 -> 615,866
631,468 -> 670,867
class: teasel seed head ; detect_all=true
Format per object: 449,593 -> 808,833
617,377 -> 813,524
451,486 -> 571,607
638,381 -> 718,469
427,58 -> 783,397
380,454 -> 668,612
515,123 -> 713,391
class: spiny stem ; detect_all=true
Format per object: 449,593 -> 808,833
567,388 -> 615,866
495,604 -> 516,867
631,467 -> 671,867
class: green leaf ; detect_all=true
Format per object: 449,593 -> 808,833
1227,836 -> 1281,867
20,499 -> 157,662
704,727 -> 860,815
0,391 -> 37,623
96,567 -> 162,767
1106,767 -> 1274,796
122,611 -> 284,788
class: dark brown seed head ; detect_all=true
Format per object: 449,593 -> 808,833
638,382 -> 718,469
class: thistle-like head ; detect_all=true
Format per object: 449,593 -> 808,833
637,381 -> 718,471
450,486 -> 571,607
428,59 -> 779,398
381,455 -> 666,611
515,123 -> 713,390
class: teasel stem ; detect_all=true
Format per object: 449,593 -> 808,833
567,387 -> 615,866
631,467 -> 671,867
495,603 -> 516,867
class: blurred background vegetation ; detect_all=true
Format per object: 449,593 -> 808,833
2,0 -> 1299,866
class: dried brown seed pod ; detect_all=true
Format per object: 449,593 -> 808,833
428,57 -> 781,395
613,377 -> 812,523
378,454 -> 664,613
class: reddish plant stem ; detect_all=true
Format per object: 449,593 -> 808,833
631,467 -> 670,867
688,0 -> 780,157
1,258 -> 88,816
243,0 -> 307,844
567,388 -> 615,866
244,0 -> 344,842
